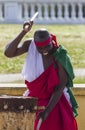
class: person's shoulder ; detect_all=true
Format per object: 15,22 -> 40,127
57,45 -> 67,52
22,38 -> 33,52
23,38 -> 33,47
52,45 -> 67,57
24,38 -> 33,45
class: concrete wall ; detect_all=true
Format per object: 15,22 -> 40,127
0,112 -> 34,130
0,0 -> 85,24
76,96 -> 85,130
0,84 -> 85,130
72,85 -> 85,130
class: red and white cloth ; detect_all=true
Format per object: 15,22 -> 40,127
22,40 -> 78,130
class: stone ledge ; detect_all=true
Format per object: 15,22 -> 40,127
0,83 -> 26,96
0,96 -> 37,112
0,84 -> 85,130
0,83 -> 26,88
74,84 -> 85,88
73,84 -> 85,96
0,83 -> 85,96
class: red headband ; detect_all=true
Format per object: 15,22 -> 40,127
34,37 -> 51,47
34,34 -> 58,47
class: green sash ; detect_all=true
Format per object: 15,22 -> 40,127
53,45 -> 78,117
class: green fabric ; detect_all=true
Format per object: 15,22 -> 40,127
68,88 -> 78,117
53,45 -> 78,117
53,45 -> 75,88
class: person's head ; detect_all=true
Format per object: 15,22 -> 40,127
34,28 -> 53,55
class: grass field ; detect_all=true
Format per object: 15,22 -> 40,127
0,24 -> 85,83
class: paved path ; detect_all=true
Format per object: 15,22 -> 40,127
0,73 -> 23,83
0,68 -> 85,83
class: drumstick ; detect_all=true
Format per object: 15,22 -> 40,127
24,12 -> 39,29
36,118 -> 42,130
30,12 -> 39,22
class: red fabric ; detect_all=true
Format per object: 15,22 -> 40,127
25,64 -> 78,130
34,94 -> 78,130
25,64 -> 59,99
51,34 -> 59,48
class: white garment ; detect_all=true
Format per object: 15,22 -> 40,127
22,40 -> 44,82
63,87 -> 72,107
22,40 -> 71,107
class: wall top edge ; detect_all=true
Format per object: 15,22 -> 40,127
0,84 -> 85,88
0,0 -> 85,3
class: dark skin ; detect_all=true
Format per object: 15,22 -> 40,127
4,21 -> 68,122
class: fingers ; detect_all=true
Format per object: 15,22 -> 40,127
36,118 -> 42,130
23,21 -> 33,32
37,110 -> 48,121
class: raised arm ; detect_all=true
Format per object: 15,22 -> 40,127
4,21 -> 33,58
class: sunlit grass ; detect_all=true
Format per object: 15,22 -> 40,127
74,76 -> 85,84
0,24 -> 85,75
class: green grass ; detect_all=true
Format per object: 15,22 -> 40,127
74,76 -> 85,84
0,24 -> 85,83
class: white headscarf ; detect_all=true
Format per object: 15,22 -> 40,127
22,40 -> 44,82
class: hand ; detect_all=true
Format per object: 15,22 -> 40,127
37,109 -> 49,122
23,21 -> 33,33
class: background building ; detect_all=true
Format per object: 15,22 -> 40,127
0,0 -> 85,24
